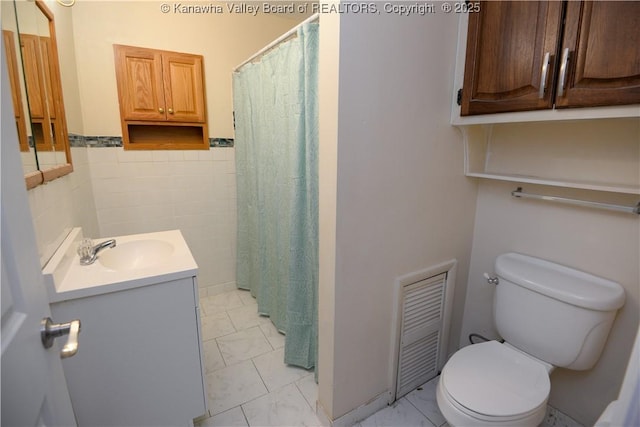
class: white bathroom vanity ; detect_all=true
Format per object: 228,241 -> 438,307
43,228 -> 208,426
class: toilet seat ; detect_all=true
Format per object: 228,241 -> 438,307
438,378 -> 545,424
440,341 -> 550,422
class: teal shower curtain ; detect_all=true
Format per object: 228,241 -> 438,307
233,22 -> 319,370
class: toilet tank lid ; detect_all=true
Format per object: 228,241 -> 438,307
495,253 -> 625,311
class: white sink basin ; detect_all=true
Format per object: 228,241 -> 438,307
43,228 -> 198,302
98,240 -> 175,271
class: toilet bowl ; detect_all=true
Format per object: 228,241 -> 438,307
436,253 -> 625,427
436,340 -> 550,427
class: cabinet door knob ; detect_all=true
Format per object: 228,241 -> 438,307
158,107 -> 164,114
557,48 -> 570,98
168,108 -> 174,114
538,52 -> 550,99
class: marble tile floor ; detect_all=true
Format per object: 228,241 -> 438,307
195,288 -> 320,427
194,288 -> 449,427
195,288 -> 582,427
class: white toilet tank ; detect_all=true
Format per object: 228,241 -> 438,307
493,253 -> 625,370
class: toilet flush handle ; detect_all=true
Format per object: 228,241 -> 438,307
483,273 -> 499,285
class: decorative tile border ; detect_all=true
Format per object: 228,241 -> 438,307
84,136 -> 123,147
67,134 -> 234,148
68,133 -> 87,147
211,137 -> 234,147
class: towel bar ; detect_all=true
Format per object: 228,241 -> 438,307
511,187 -> 640,215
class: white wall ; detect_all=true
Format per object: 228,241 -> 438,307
70,2 -> 310,138
44,0 -> 84,135
318,10 -> 478,421
477,118 -> 639,190
317,8 -> 340,420
462,180 -> 640,426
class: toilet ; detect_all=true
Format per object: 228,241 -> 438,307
436,252 -> 625,427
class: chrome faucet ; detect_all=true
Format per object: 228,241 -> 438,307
78,239 -> 116,265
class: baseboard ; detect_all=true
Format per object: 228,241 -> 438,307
316,391 -> 392,427
199,282 -> 237,298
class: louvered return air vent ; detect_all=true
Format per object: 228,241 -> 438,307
396,273 -> 447,399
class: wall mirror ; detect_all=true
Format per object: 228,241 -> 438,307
2,0 -> 73,189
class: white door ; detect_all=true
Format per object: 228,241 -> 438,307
1,40 -> 76,426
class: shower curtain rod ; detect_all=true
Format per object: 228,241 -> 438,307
233,13 -> 319,72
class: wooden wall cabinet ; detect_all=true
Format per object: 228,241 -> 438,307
19,33 -> 68,152
461,1 -> 640,116
114,44 -> 209,150
3,30 -> 29,152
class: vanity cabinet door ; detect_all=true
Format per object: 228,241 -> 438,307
50,277 -> 207,425
555,1 -> 640,108
114,45 -> 167,121
461,1 -> 563,115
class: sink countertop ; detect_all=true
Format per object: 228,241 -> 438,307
44,228 -> 198,303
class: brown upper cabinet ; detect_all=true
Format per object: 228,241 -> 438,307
3,30 -> 29,152
114,44 -> 209,149
20,33 -> 68,152
460,1 -> 640,116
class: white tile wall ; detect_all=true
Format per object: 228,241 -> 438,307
28,176 -> 74,267
86,147 -> 237,291
28,147 -> 99,267
27,146 -> 237,293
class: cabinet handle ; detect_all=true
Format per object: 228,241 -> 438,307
557,48 -> 570,98
538,52 -> 550,99
168,108 -> 174,114
158,107 -> 164,114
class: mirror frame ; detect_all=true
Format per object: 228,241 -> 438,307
23,0 -> 73,190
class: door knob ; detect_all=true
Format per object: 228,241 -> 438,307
41,317 -> 81,359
